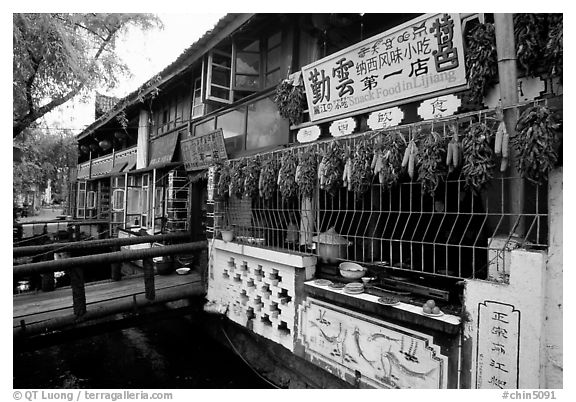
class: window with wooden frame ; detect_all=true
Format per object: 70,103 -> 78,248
205,30 -> 283,104
76,181 -> 86,218
192,75 -> 206,119
86,191 -> 97,209
112,189 -> 125,212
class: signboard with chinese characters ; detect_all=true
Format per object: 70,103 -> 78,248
296,125 -> 321,143
476,301 -> 520,389
329,117 -> 357,137
180,129 -> 228,171
207,165 -> 216,202
302,13 -> 466,122
367,107 -> 404,130
417,94 -> 461,120
298,298 -> 448,389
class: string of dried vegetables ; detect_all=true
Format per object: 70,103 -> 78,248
296,147 -> 318,199
229,159 -> 247,198
512,105 -> 562,184
243,158 -> 261,198
465,22 -> 498,104
278,152 -> 298,200
417,129 -> 447,197
273,79 -> 306,126
258,155 -> 278,200
401,132 -> 419,180
461,122 -> 496,193
216,162 -> 231,198
445,124 -> 462,173
350,137 -> 373,197
372,131 -> 406,188
318,141 -> 344,196
545,14 -> 563,79
514,13 -> 550,78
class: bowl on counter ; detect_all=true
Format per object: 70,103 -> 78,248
339,262 -> 367,279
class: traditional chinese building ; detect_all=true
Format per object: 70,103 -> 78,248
72,13 -> 562,389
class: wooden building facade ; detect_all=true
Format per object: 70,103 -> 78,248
72,13 -> 563,389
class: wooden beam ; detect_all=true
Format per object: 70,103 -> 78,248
14,241 -> 208,278
13,232 -> 192,257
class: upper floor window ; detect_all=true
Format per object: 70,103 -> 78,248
206,30 -> 283,105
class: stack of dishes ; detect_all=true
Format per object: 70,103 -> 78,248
344,282 -> 364,295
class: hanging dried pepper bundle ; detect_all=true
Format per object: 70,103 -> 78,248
243,158 -> 261,198
258,155 -> 278,200
512,105 -> 562,184
296,147 -> 317,199
372,130 -> 406,188
229,159 -> 247,198
278,151 -> 298,200
465,22 -> 498,104
318,141 -> 344,196
216,162 -> 231,198
417,129 -> 447,197
461,122 -> 496,193
350,136 -> 373,197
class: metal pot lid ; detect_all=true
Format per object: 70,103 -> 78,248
312,227 -> 350,245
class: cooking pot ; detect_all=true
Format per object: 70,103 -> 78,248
312,227 -> 352,264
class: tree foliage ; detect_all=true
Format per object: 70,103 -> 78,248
13,128 -> 78,203
13,13 -> 161,138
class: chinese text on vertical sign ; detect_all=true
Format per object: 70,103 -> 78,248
301,13 -> 466,121
476,301 -> 520,389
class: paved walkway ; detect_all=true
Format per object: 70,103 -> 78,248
18,207 -> 66,223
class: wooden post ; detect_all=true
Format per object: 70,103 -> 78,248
69,268 -> 86,317
143,257 -> 155,300
494,13 -> 524,237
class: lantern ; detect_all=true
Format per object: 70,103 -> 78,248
80,145 -> 89,154
89,143 -> 99,152
99,139 -> 112,151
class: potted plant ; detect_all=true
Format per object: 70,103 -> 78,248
220,225 -> 235,242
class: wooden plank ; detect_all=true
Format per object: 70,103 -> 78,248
13,272 -> 201,322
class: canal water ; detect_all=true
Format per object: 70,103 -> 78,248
13,316 -> 273,389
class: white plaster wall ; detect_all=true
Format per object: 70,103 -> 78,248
464,249 -> 547,388
207,239 -> 316,351
543,167 -> 563,388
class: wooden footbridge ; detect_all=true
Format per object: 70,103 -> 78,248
13,232 -> 208,341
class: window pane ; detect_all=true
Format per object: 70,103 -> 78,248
246,97 -> 289,150
235,74 -> 260,91
194,119 -> 215,136
112,190 -> 125,211
268,31 -> 281,49
266,46 -> 281,72
212,52 -> 231,67
211,67 -> 231,87
236,52 -> 260,75
127,188 -> 141,215
210,86 -> 230,101
237,38 -> 260,52
217,108 -> 246,139
265,70 -> 282,88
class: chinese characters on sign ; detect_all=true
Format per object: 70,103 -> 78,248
476,301 -> 520,389
180,129 -> 228,171
417,94 -> 461,120
329,117 -> 356,137
367,107 -> 405,130
296,125 -> 322,143
301,14 -> 466,121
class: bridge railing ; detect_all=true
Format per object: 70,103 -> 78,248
13,234 -> 207,325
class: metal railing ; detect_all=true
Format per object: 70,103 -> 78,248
217,127 -> 549,282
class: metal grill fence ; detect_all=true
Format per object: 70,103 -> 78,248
216,109 -> 550,281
